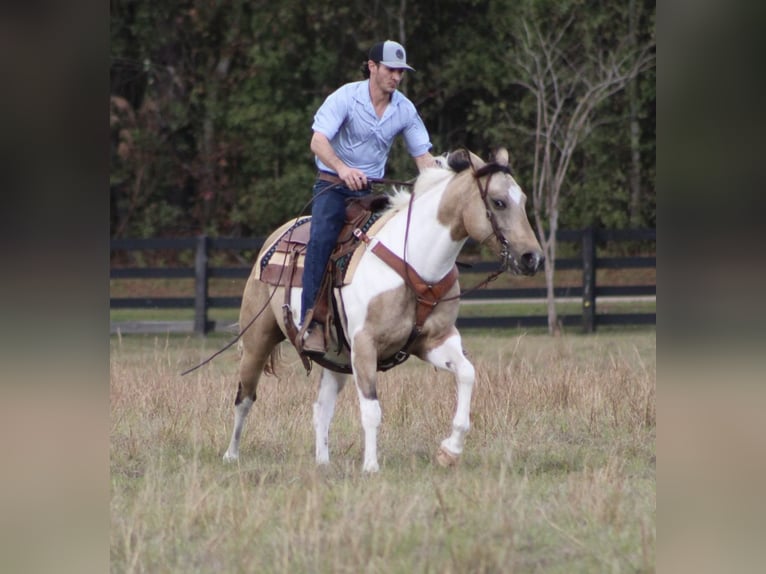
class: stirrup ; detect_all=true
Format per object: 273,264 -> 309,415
298,320 -> 326,356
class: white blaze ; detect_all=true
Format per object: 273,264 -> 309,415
508,183 -> 523,206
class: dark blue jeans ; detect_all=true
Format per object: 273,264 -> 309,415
300,178 -> 370,324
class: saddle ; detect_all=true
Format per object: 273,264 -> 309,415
257,194 -> 392,372
257,193 -> 459,375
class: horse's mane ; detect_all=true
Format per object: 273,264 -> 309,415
386,164 -> 456,213
387,188 -> 412,212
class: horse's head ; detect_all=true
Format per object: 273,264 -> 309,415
446,148 -> 544,275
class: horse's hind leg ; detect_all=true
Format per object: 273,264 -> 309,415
421,331 -> 476,466
313,369 -> 349,465
223,296 -> 284,462
350,332 -> 382,473
223,348 -> 265,462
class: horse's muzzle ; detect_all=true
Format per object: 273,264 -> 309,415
504,250 -> 544,275
520,251 -> 544,275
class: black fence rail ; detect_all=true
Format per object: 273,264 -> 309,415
110,228 -> 655,335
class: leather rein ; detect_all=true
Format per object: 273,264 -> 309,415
352,160 -> 513,358
401,160 -> 515,303
181,161 -> 513,376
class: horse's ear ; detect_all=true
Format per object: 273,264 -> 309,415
447,149 -> 471,172
494,148 -> 509,167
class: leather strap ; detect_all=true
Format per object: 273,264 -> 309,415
317,170 -> 344,185
282,250 -> 312,374
317,171 -> 414,189
354,229 -> 459,332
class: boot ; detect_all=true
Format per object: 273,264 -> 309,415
298,320 -> 326,356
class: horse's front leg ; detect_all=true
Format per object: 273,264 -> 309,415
313,369 -> 348,465
351,332 -> 381,473
423,331 -> 476,466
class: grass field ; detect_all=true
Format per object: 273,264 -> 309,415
110,329 -> 655,573
109,299 -> 656,327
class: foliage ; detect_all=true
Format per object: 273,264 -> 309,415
110,0 -> 656,239
416,0 -> 656,334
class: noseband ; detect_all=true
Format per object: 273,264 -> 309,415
471,162 -> 513,270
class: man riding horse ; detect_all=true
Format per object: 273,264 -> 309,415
299,40 -> 435,355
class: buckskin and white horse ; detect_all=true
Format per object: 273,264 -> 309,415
223,148 -> 543,472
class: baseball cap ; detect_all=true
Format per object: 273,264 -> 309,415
368,40 -> 415,72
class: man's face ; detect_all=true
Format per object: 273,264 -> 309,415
370,62 -> 405,94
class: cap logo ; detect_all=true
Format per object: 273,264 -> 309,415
395,49 -> 404,60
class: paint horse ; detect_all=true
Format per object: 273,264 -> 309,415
223,148 -> 544,472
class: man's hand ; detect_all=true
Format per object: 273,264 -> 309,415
311,131 -> 368,190
338,165 -> 368,191
414,152 -> 436,172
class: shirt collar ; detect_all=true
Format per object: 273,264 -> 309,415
357,79 -> 401,108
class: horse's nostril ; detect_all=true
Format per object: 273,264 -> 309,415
521,252 -> 544,272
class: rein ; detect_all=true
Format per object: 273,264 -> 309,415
399,159 -> 514,304
357,159 -> 514,357
181,178 -> 414,376
180,162 -> 510,376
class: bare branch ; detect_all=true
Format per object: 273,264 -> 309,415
510,11 -> 655,334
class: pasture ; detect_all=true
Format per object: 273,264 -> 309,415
110,329 -> 655,573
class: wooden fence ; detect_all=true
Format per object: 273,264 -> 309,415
110,228 -> 655,335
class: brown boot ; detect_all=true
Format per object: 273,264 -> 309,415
300,320 -> 326,356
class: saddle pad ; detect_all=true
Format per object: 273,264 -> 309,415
255,206 -> 398,288
255,217 -> 310,286
341,208 -> 398,285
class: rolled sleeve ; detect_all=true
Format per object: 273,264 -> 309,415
312,89 -> 349,140
402,105 -> 433,157
403,110 -> 432,158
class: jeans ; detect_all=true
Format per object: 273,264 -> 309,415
300,178 -> 370,323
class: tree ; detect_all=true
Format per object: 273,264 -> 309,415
511,11 -> 655,334
110,1 -> 656,246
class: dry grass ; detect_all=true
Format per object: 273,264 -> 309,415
111,330 -> 655,573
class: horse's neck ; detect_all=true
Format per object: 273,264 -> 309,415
377,190 -> 466,281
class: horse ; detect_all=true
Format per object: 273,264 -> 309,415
222,148 -> 544,472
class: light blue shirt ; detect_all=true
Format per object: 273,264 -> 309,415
312,80 -> 432,179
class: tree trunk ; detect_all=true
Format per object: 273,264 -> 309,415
543,226 -> 560,336
628,0 -> 643,227
628,87 -> 642,226
544,256 -> 559,336
200,56 -> 231,230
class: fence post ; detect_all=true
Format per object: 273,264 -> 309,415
194,234 -> 209,335
581,227 -> 596,333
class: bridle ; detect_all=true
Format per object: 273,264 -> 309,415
471,161 -> 514,271
181,159 -> 519,376
395,158 -> 519,309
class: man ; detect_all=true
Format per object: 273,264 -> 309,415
299,40 -> 435,355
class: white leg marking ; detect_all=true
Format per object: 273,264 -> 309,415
223,397 -> 253,462
313,370 -> 347,465
426,334 -> 476,459
357,388 -> 382,473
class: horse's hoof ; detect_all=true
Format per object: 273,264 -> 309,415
222,451 -> 238,463
436,446 -> 459,467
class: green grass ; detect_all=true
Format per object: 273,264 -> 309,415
110,299 -> 656,325
111,330 -> 655,572
457,299 -> 656,317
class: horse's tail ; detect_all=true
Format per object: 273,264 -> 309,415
264,344 -> 282,376
236,337 -> 282,377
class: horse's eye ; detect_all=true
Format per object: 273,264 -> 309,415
493,199 -> 506,209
